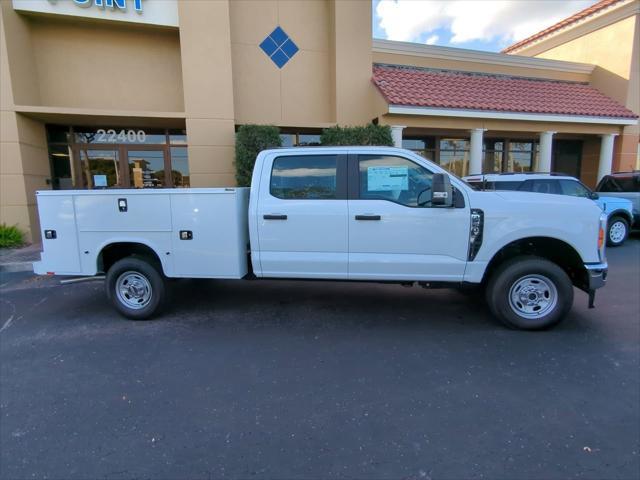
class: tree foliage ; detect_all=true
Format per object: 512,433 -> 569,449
320,124 -> 394,146
235,125 -> 282,187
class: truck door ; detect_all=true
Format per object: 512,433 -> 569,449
256,153 -> 348,279
348,153 -> 470,281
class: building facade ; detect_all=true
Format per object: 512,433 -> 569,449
1,0 -> 638,242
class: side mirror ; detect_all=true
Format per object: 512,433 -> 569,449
589,192 -> 599,200
431,173 -> 453,207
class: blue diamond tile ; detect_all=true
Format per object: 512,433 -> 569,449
280,38 -> 299,58
259,36 -> 278,56
270,48 -> 290,69
269,26 -> 288,46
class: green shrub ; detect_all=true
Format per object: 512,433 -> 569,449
235,125 -> 282,187
0,224 -> 24,249
320,124 -> 394,146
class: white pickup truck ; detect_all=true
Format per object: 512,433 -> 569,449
34,147 -> 608,330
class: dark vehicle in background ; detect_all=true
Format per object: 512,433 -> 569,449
596,171 -> 640,228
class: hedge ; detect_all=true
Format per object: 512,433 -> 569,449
320,124 -> 393,146
235,125 -> 282,187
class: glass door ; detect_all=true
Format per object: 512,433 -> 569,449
125,148 -> 168,188
78,148 -> 122,189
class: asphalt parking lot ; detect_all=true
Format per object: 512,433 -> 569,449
1,238 -> 639,480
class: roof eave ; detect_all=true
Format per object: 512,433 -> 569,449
387,105 -> 639,126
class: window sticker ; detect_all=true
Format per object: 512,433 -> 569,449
93,175 -> 108,187
367,166 -> 408,191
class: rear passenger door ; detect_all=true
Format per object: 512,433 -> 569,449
256,153 -> 349,279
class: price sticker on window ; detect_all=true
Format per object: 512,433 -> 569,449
367,166 -> 408,191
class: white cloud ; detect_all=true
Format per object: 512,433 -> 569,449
375,0 -> 596,46
425,34 -> 439,45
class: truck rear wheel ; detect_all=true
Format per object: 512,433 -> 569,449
106,257 -> 166,320
485,256 -> 573,330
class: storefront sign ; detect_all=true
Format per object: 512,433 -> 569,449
12,0 -> 178,27
96,129 -> 147,143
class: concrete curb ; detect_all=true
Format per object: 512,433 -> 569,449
0,262 -> 34,274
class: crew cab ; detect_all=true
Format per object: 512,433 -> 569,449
463,173 -> 634,247
34,147 -> 608,330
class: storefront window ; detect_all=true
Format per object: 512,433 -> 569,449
280,134 -> 295,147
169,129 -> 187,145
277,131 -> 322,147
46,125 -> 190,190
508,141 -> 538,172
483,140 -> 503,173
439,138 -> 470,177
403,137 -> 436,162
47,125 -> 71,144
49,145 -> 78,189
170,147 -> 190,188
127,150 -> 166,188
298,134 -> 321,146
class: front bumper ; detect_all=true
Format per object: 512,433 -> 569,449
585,262 -> 608,290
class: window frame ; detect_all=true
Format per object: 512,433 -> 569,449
268,153 -> 347,200
46,125 -> 189,190
349,153 -> 437,208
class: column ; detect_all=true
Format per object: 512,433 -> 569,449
597,133 -> 618,182
469,128 -> 485,175
391,125 -> 406,148
538,131 -> 555,172
178,0 -> 237,187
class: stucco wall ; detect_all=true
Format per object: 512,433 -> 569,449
534,15 -> 637,106
29,18 -> 185,112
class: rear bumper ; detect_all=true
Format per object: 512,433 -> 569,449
585,262 -> 608,290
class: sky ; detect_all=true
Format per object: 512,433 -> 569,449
372,0 -> 600,52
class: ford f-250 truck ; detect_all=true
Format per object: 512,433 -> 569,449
33,147 -> 608,330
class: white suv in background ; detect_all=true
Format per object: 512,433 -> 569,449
463,173 -> 635,247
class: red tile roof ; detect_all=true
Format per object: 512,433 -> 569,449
372,64 -> 638,119
502,0 -> 623,53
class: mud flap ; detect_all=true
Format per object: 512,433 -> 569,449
588,289 -> 596,309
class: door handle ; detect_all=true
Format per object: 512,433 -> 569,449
263,214 -> 288,220
355,215 -> 381,221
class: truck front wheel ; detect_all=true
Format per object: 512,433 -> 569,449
606,216 -> 628,247
106,257 -> 166,320
486,256 -> 573,330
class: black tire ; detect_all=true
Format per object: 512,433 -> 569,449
485,255 -> 573,330
105,257 -> 166,320
606,216 -> 629,247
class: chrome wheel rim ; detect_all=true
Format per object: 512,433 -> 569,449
115,271 -> 152,310
609,221 -> 626,244
508,274 -> 558,319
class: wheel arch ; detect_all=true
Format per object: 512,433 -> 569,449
607,209 -> 633,225
482,236 -> 586,288
97,241 -> 166,275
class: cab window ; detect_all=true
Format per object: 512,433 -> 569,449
358,155 -> 433,207
270,155 -> 338,199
